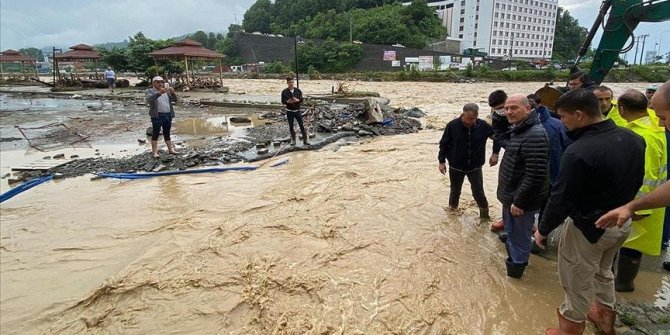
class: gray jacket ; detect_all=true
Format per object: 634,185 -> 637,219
145,88 -> 177,118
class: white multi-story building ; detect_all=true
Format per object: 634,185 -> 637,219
406,0 -> 558,60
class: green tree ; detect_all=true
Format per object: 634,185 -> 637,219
98,47 -> 130,71
191,31 -> 209,46
18,47 -> 44,62
243,0 -> 273,33
207,32 -> 217,49
552,7 -> 588,62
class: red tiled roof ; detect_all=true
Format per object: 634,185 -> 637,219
0,49 -> 36,63
149,39 -> 224,59
53,44 -> 100,61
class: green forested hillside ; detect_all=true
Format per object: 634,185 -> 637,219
242,0 -> 445,49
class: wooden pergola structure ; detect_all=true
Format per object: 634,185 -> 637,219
149,39 -> 225,88
0,49 -> 38,79
52,44 -> 101,85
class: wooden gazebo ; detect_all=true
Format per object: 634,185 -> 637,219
52,44 -> 101,85
148,39 -> 225,88
0,49 -> 38,79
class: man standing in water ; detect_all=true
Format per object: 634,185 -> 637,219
535,89 -> 645,335
281,77 -> 309,146
146,76 -> 178,158
438,103 -> 494,219
104,66 -> 116,93
496,94 -> 549,279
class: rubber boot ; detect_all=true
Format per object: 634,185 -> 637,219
151,140 -> 159,158
587,301 -> 616,335
491,219 -> 504,232
301,131 -> 310,146
290,134 -> 296,146
165,140 -> 178,154
546,309 -> 585,335
479,207 -> 490,219
505,258 -> 527,279
615,253 -> 640,292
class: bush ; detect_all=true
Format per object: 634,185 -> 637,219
262,61 -> 290,74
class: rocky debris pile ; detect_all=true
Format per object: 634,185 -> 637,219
258,98 -> 423,138
46,139 -> 254,179
614,301 -> 670,334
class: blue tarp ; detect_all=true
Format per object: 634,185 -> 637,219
97,166 -> 259,180
0,175 -> 53,203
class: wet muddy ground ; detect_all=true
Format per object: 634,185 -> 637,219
0,81 -> 668,334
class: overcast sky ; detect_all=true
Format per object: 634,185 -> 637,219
1,0 -> 668,63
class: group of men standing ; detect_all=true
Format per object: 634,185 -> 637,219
438,80 -> 670,334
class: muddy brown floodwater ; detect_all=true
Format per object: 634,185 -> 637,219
1,81 -> 668,334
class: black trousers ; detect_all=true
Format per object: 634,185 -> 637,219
448,167 -> 488,208
286,110 -> 307,140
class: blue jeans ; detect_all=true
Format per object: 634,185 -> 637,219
503,206 -> 538,264
151,113 -> 172,141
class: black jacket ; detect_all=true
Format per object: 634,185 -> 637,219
281,87 -> 303,111
539,119 -> 646,243
438,117 -> 493,171
491,111 -> 510,154
496,110 -> 550,211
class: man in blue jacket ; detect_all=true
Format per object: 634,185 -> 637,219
438,103 -> 495,219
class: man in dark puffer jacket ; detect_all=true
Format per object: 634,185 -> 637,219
497,94 -> 550,278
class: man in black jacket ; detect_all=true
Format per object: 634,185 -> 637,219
438,103 -> 494,219
281,77 -> 309,146
496,94 -> 549,279
488,90 -> 510,232
534,89 -> 645,335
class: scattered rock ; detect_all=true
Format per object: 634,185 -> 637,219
229,117 -> 251,123
70,155 -> 79,159
53,153 -> 65,159
52,173 -> 65,179
403,107 -> 427,118
137,139 -> 146,144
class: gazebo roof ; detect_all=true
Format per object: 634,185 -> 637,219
0,49 -> 37,63
149,39 -> 224,60
53,44 -> 100,61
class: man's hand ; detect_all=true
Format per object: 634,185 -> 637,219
438,163 -> 447,175
595,205 -> 633,229
510,204 -> 524,217
533,230 -> 546,251
489,153 -> 499,166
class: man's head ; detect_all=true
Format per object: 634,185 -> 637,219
650,80 -> 670,131
461,103 -> 479,128
504,94 -> 532,124
286,76 -> 295,89
617,90 -> 648,122
107,66 -> 111,70
554,88 -> 602,131
567,72 -> 587,90
488,89 -> 507,115
645,85 -> 657,102
151,76 -> 165,89
527,94 -> 541,110
593,86 -> 614,114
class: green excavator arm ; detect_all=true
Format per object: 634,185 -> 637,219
574,0 -> 670,85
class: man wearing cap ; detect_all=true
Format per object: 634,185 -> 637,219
281,77 -> 309,146
646,85 -> 658,108
145,76 -> 178,158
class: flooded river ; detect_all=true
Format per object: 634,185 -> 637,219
1,81 -> 668,334
1,131 -> 668,334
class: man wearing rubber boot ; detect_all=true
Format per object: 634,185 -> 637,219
438,103 -> 495,219
487,90 -> 509,232
281,77 -> 309,146
534,89 -> 645,335
614,90 -> 667,292
496,94 -> 549,278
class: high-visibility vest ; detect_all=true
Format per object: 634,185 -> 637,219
605,101 -> 627,127
623,116 -> 668,256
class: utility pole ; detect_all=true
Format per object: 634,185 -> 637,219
349,15 -> 353,43
508,34 -> 515,70
633,37 -> 641,65
639,34 -> 649,65
52,47 -> 62,86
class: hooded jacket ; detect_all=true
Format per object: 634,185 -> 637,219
496,110 -> 550,211
537,106 -> 571,185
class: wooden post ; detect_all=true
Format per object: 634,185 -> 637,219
0,62 -> 4,80
184,56 -> 190,87
218,58 -> 223,87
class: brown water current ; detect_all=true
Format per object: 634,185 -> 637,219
2,131 -> 667,334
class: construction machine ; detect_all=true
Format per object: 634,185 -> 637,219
537,0 -> 670,109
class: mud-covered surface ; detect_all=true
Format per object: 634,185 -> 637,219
1,82 -> 669,334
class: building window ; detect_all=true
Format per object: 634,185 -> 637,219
459,34 -> 463,38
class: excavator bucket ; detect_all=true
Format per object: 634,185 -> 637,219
535,84 -> 563,111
